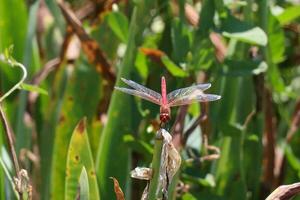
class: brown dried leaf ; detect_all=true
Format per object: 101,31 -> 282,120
266,182 -> 300,200
110,177 -> 125,200
58,1 -> 115,84
159,129 -> 182,197
139,47 -> 165,64
130,167 -> 152,180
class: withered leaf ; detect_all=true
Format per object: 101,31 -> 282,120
139,47 -> 165,64
110,177 -> 125,200
58,1 -> 115,84
131,167 -> 152,180
266,182 -> 300,200
159,129 -> 182,198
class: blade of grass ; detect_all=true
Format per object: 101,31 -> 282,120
95,1 -> 156,199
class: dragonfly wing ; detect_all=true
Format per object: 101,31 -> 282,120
121,78 -> 162,102
114,87 -> 161,105
167,84 -> 211,104
167,85 -> 220,107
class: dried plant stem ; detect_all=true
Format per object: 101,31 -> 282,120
0,105 -> 20,174
0,104 -> 23,199
148,132 -> 163,200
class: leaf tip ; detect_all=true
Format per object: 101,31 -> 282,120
77,117 -> 87,134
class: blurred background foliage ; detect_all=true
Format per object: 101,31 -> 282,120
0,0 -> 300,199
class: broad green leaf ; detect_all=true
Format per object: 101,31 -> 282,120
106,12 -> 129,43
20,83 -> 48,96
212,74 -> 246,199
222,27 -> 267,46
0,0 -> 27,96
161,56 -> 188,77
40,65 -> 70,200
277,5 -> 300,25
50,59 -> 101,200
269,13 -> 285,63
171,18 -> 191,62
215,135 -> 247,199
96,2 -> 156,199
0,0 -> 27,60
65,118 -> 100,200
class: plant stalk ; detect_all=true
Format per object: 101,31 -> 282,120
148,130 -> 164,200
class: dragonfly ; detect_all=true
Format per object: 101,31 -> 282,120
114,76 -> 221,123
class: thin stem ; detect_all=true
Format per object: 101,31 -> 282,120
0,56 -> 28,102
0,105 -> 20,175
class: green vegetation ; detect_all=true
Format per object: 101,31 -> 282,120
1,0 -> 300,199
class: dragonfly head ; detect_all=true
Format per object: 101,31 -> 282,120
160,106 -> 171,123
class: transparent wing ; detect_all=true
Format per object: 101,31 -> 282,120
121,78 -> 162,101
167,84 -> 210,103
167,84 -> 220,107
114,78 -> 161,105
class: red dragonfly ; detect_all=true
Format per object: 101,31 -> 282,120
115,76 -> 221,123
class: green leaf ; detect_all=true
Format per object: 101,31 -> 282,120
197,0 -> 215,37
134,51 -> 148,79
171,18 -> 191,62
269,13 -> 285,63
191,38 -> 215,70
20,83 -> 48,96
65,118 -> 100,200
222,27 -> 268,46
78,167 -> 89,200
106,11 -> 129,43
277,5 -> 300,25
123,134 -> 153,160
285,145 -> 300,172
252,62 -> 268,75
222,59 -> 268,76
182,193 -> 197,200
50,59 -> 101,199
96,3 -> 156,199
161,56 -> 188,77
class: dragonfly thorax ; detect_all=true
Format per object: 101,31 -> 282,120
160,106 -> 171,123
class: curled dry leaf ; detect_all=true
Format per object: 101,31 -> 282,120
159,129 -> 182,198
266,182 -> 300,200
110,177 -> 125,200
131,167 -> 152,180
14,169 -> 32,199
139,47 -> 165,64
